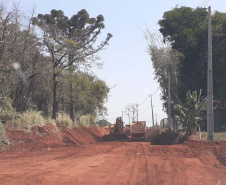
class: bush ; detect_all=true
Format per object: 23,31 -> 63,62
0,97 -> 16,121
0,122 -> 10,145
56,113 -> 74,128
79,114 -> 96,127
150,130 -> 187,145
12,111 -> 46,131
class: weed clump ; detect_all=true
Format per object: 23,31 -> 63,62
0,98 -> 16,122
12,111 -> 46,131
79,114 -> 96,127
56,113 -> 74,128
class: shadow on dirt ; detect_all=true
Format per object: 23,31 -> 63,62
150,130 -> 187,145
101,134 -> 150,142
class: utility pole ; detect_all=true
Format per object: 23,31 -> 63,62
150,94 -> 155,127
122,111 -> 124,123
155,113 -> 158,125
207,6 -> 214,141
168,71 -> 172,129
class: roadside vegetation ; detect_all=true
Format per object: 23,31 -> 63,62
201,132 -> 226,141
12,111 -> 46,131
146,6 -> 226,136
0,1 -> 112,135
0,122 -> 9,145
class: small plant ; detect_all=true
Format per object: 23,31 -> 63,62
12,111 -> 46,131
56,113 -> 74,128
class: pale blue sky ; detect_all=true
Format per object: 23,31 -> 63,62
9,0 -> 226,126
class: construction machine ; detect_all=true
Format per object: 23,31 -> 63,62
130,121 -> 147,140
109,124 -> 115,134
114,117 -> 124,134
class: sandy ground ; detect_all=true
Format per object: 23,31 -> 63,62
0,140 -> 225,185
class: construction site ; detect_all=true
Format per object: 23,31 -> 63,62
1,0 -> 226,185
0,120 -> 225,185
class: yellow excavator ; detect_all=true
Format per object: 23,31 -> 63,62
109,117 -> 124,135
109,124 -> 115,134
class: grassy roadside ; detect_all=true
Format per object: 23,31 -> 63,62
200,132 -> 226,141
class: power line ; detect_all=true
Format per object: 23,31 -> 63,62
204,0 -> 209,8
200,0 -> 209,8
138,87 -> 159,107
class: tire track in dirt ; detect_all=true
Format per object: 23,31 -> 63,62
125,143 -> 150,185
0,141 -> 226,185
103,142 -> 135,185
125,143 -> 140,185
140,143 -> 149,185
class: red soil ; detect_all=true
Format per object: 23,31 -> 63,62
5,124 -> 108,150
0,126 -> 225,185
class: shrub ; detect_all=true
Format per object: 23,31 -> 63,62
56,113 -> 74,128
0,97 -> 16,121
12,111 -> 46,131
0,122 -> 10,145
79,114 -> 96,127
45,117 -> 56,125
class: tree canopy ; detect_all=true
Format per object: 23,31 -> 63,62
32,9 -> 112,119
158,6 -> 226,103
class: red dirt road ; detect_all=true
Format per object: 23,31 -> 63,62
0,141 -> 225,185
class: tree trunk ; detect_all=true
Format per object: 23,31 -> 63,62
69,56 -> 75,122
52,69 -> 58,119
69,79 -> 74,122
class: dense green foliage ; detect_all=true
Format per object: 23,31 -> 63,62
96,119 -> 111,127
174,90 -> 206,135
147,6 -> 226,132
158,6 -> 226,103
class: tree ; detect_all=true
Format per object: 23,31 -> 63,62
0,2 -> 21,99
58,71 -> 109,120
158,6 -> 226,104
96,119 -> 110,127
145,31 -> 182,115
0,3 -> 49,113
125,103 -> 138,122
32,9 -> 112,119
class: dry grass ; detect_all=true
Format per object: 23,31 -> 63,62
79,114 -> 96,127
0,122 -> 9,145
0,98 -> 16,121
56,113 -> 74,128
214,132 -> 226,141
12,111 -> 46,131
200,132 -> 226,141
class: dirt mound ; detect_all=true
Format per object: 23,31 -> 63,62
4,124 -> 108,150
101,133 -> 129,142
186,139 -> 226,166
150,130 -> 187,145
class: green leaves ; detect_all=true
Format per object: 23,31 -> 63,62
174,90 -> 206,135
158,6 -> 226,104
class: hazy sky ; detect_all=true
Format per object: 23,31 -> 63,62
8,0 -> 226,126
